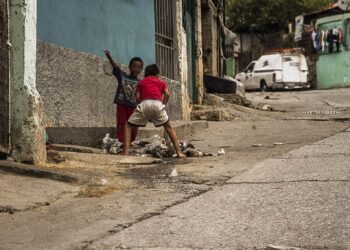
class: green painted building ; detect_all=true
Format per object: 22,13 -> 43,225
316,13 -> 350,89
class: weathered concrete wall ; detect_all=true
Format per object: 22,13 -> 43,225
37,42 -> 184,128
195,0 -> 204,105
10,0 -> 46,163
172,0 -> 204,114
37,42 -> 117,127
0,0 -> 10,154
37,0 -> 155,66
201,1 -> 218,76
162,78 -> 183,121
175,0 -> 191,121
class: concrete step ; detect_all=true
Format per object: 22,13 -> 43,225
46,121 -> 208,148
191,109 -> 223,121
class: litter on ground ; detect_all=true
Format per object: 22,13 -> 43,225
102,134 -> 222,158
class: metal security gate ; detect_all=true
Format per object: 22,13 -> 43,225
154,0 -> 176,80
0,0 -> 10,155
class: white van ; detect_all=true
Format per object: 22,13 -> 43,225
235,53 -> 310,91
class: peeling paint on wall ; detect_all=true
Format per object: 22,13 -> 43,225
10,0 -> 46,163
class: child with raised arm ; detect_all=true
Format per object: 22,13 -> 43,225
103,49 -> 143,143
124,64 -> 186,158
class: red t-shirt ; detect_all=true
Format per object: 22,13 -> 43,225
136,76 -> 168,102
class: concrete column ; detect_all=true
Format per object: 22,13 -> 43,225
10,0 -> 46,164
175,0 -> 190,120
195,0 -> 204,105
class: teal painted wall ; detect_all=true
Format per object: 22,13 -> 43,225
316,14 -> 350,89
317,52 -> 350,89
38,0 -> 155,66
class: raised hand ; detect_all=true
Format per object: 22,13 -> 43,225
103,49 -> 111,56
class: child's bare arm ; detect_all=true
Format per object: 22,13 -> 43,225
162,89 -> 170,105
103,49 -> 119,70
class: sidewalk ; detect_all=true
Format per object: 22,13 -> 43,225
0,121 -> 208,183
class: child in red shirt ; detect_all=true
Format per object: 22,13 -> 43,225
124,64 -> 185,158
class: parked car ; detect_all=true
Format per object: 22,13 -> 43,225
235,52 -> 310,91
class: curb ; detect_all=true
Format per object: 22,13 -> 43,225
50,144 -> 103,154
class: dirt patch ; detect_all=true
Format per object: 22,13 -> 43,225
77,184 -> 119,198
0,206 -> 18,214
122,158 -> 192,186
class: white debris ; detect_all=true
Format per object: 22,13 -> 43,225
7,40 -> 12,48
102,133 -> 114,151
273,142 -> 284,145
102,133 -> 123,154
217,148 -> 225,155
266,245 -> 302,250
262,104 -> 272,111
102,133 -> 112,145
179,140 -> 188,150
100,179 -> 108,185
169,168 -> 178,178
101,134 -> 215,158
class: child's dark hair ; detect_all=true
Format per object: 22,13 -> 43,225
144,64 -> 160,77
129,57 -> 143,67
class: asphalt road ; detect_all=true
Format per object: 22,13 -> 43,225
1,89 -> 350,250
89,129 -> 350,249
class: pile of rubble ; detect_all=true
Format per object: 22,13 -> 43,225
102,134 -> 224,158
191,93 -> 275,122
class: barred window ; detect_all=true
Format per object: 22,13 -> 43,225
154,0 -> 177,80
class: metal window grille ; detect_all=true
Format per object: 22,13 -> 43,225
225,44 -> 233,58
154,0 -> 176,80
0,0 -> 10,154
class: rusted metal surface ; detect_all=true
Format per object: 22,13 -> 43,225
0,0 -> 10,153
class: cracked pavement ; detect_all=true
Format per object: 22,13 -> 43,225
1,89 -> 350,250
86,129 -> 350,250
